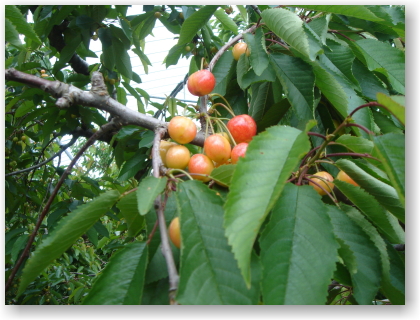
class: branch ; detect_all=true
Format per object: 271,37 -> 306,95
152,127 -> 179,304
5,135 -> 78,177
5,118 -> 122,292
5,68 -> 206,146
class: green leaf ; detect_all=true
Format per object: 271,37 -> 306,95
381,242 -> 405,305
376,93 -> 405,126
175,181 -> 260,304
214,9 -> 238,35
117,191 -> 145,238
136,176 -> 168,216
270,53 -> 315,125
5,18 -> 23,49
114,38 -> 133,80
132,47 -> 152,74
249,82 -> 272,122
224,124 -> 312,285
340,205 -> 403,304
15,101 -> 35,118
313,62 -> 348,118
117,151 -> 148,182
53,34 -> 82,73
212,51 -> 235,96
373,133 -> 405,208
355,39 -> 405,94
293,5 -> 384,21
335,180 -> 405,245
335,158 -> 405,224
209,164 -> 236,188
6,5 -> 42,46
326,205 -> 382,305
352,59 -> 388,101
260,184 -> 338,304
256,98 -> 291,133
261,8 -> 310,59
83,242 -> 148,305
243,28 -> 269,76
335,134 -> 374,154
18,190 -> 120,296
177,6 -> 219,45
322,40 -> 360,90
165,44 -> 185,68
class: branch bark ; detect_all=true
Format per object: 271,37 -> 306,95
152,127 -> 179,304
5,68 -> 206,147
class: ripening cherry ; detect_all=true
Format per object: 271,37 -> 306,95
168,116 -> 197,144
188,154 -> 214,182
232,42 -> 250,61
165,145 -> 191,169
336,170 -> 359,187
231,142 -> 248,164
159,140 -> 177,166
308,171 -> 334,196
227,114 -> 257,144
187,70 -> 216,96
204,134 -> 231,164
169,217 -> 181,249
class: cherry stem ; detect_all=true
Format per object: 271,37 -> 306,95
264,38 -> 290,50
209,93 -> 236,117
307,132 -> 327,140
304,175 -> 339,205
344,123 -> 374,135
209,102 -> 236,118
323,152 -> 381,162
213,118 -> 237,147
203,113 -> 215,138
348,102 -> 385,117
167,168 -> 194,181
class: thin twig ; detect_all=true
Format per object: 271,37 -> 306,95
5,136 -> 78,177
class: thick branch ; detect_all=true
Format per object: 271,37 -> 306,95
5,118 -> 122,292
5,68 -> 206,146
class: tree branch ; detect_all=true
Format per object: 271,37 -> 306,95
5,118 -> 122,292
208,24 -> 258,72
152,127 -> 179,304
5,68 -> 206,146
5,135 -> 78,177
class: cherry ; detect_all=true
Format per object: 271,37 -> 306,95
227,114 -> 257,144
336,170 -> 359,187
158,140 -> 177,166
169,217 -> 181,249
231,142 -> 248,164
188,154 -> 214,182
187,70 -> 216,96
168,116 -> 197,144
308,171 -> 334,196
204,134 -> 231,164
232,43 -> 250,61
165,145 -> 191,169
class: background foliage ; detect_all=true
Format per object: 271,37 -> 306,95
5,4 -> 405,305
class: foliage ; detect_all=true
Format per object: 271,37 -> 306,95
5,5 -> 405,305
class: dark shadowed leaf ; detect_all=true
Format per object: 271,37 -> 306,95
83,242 -> 148,305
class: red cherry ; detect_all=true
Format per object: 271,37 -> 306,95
227,114 -> 257,144
231,142 -> 248,164
187,70 -> 216,96
188,154 -> 214,182
204,134 -> 231,164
